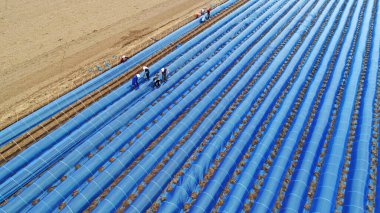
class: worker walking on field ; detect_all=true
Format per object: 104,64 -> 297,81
160,68 -> 169,82
143,66 -> 150,80
132,74 -> 140,90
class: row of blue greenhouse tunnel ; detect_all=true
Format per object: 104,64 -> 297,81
0,0 -> 379,212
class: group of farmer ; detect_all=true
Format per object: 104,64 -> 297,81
119,55 -> 170,90
131,65 -> 169,90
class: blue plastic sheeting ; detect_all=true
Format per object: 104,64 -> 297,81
164,0 -> 334,211
311,0 -> 372,211
281,0 -> 360,210
198,0 -> 340,209
33,38 -> 245,212
0,0 -> 238,147
27,3 -> 269,210
61,3 -> 278,213
89,2 -> 298,209
124,55 -> 262,212
342,0 -> 378,209
60,2 -> 284,211
191,0 -> 320,211
0,0 -> 261,209
93,49 -> 248,212
70,11 -> 286,213
123,1 -> 311,208
343,0 -> 379,210
248,0 -> 343,210
1,0 -> 379,211
0,0 -> 256,200
157,79 -> 263,212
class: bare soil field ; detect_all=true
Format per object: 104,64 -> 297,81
0,0 -> 221,129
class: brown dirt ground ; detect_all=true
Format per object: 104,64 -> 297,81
0,0 -> 224,130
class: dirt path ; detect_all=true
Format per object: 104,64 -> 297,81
0,0 -> 222,130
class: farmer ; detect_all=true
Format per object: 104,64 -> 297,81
143,66 -> 150,80
201,8 -> 206,15
160,68 -> 169,82
120,55 -> 129,64
200,8 -> 207,23
153,74 -> 160,88
207,8 -> 212,19
132,74 -> 140,90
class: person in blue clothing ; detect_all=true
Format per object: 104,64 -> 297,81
132,74 -> 140,90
